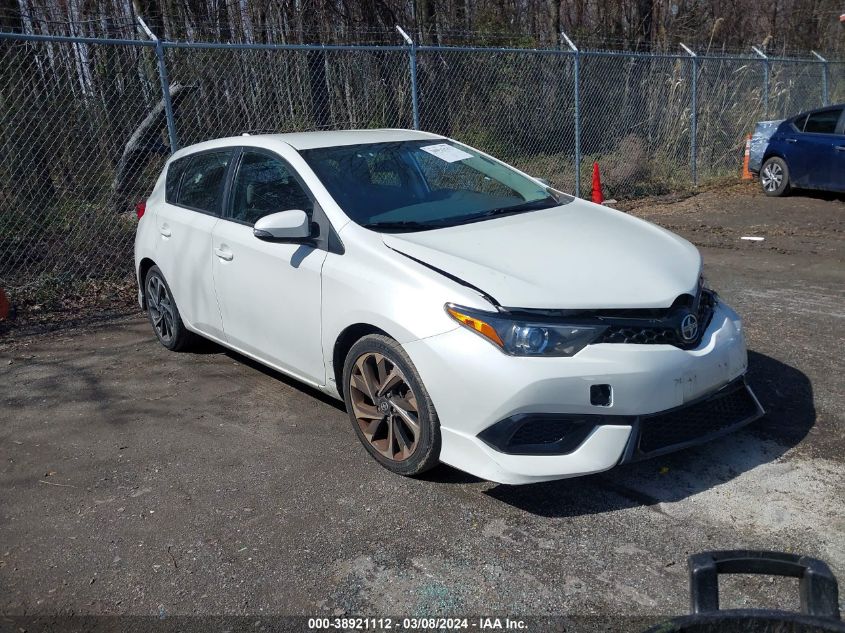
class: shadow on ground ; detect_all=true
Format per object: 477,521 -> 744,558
790,189 -> 845,203
482,350 -> 815,517
190,336 -> 347,411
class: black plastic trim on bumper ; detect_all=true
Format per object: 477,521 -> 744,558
477,412 -> 620,456
477,376 -> 764,458
618,376 -> 765,463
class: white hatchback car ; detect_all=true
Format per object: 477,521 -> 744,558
134,129 -> 763,484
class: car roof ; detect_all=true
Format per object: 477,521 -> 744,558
791,103 -> 844,119
170,128 -> 444,159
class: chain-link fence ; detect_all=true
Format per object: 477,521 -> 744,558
165,44 -> 414,146
0,35 -> 164,308
1,30 -> 842,313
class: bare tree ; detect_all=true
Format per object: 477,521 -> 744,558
1,0 -> 56,215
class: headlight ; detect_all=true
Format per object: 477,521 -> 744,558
446,304 -> 606,357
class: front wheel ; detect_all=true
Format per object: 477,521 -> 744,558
760,157 -> 791,197
342,334 -> 441,477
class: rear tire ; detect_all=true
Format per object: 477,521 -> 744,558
342,334 -> 441,477
144,265 -> 197,352
760,157 -> 791,197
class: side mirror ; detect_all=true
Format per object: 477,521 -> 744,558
253,210 -> 312,242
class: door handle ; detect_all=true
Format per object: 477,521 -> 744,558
835,146 -> 845,152
159,224 -> 171,238
785,138 -> 798,144
214,246 -> 233,261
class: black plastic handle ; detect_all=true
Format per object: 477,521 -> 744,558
689,550 -> 841,619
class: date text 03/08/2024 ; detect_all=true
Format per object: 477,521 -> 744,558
307,617 -> 528,630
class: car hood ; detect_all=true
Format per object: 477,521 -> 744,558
381,200 -> 702,309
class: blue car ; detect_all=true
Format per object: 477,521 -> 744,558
757,104 -> 845,196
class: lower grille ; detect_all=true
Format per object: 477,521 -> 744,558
637,380 -> 762,455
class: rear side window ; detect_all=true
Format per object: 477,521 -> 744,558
176,151 -> 231,214
803,109 -> 842,134
165,157 -> 189,203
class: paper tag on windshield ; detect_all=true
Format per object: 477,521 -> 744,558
420,143 -> 473,163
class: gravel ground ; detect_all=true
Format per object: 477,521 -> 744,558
1,184 -> 843,631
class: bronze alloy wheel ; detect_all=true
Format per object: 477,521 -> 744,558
348,352 -> 420,462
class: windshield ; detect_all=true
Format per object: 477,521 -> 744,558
299,140 -> 570,232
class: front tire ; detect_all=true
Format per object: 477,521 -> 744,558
342,334 -> 441,477
760,157 -> 791,197
144,265 -> 196,352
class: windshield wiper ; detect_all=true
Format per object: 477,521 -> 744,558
472,196 -> 558,218
460,197 -> 559,223
363,196 -> 561,233
362,220 -> 450,233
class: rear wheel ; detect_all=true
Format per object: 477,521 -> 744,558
144,265 -> 196,351
342,334 -> 440,476
760,157 -> 791,197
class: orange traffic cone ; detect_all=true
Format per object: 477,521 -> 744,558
591,162 -> 604,204
741,134 -> 753,180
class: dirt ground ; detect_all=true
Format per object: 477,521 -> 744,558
1,183 -> 843,631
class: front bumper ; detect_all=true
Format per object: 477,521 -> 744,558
403,301 -> 759,484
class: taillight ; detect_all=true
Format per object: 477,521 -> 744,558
135,200 -> 146,220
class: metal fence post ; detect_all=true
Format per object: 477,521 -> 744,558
752,46 -> 769,118
137,15 -> 179,152
396,25 -> 419,130
680,43 -> 697,187
812,51 -> 829,106
561,31 -> 580,197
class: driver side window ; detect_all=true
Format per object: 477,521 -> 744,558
230,151 -> 312,225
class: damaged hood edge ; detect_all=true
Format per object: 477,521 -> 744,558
380,202 -> 702,310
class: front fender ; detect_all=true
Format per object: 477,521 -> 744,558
319,224 -> 494,395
